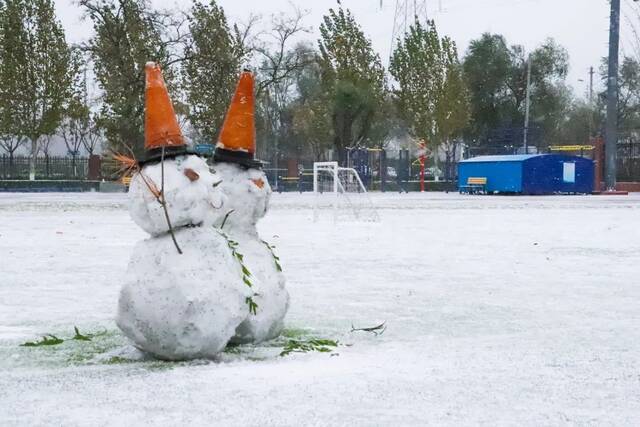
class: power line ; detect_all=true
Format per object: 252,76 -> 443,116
389,0 -> 430,61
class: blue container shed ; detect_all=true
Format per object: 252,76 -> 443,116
458,154 -> 594,194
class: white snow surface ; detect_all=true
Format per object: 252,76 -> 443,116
129,155 -> 225,236
1,192 -> 640,425
116,227 -> 250,360
214,162 -> 289,344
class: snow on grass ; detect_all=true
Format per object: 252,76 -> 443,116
1,192 -> 640,425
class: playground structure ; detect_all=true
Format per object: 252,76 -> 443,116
264,147 -> 449,193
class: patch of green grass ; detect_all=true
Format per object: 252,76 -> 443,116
281,328 -> 313,339
15,325 -> 343,367
223,344 -> 243,354
65,330 -> 127,364
103,356 -> 135,365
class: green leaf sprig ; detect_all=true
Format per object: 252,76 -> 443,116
20,326 -> 96,347
218,230 -> 259,315
280,338 -> 339,357
261,240 -> 282,272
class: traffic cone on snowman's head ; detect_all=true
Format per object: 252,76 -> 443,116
142,62 -> 190,164
213,70 -> 262,169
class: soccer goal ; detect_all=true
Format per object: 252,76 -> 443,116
313,161 -> 379,222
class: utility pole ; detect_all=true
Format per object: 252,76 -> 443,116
605,0 -> 621,191
589,66 -> 594,103
523,57 -> 532,153
590,66 -> 595,138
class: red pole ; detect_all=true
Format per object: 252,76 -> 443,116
419,141 -> 426,192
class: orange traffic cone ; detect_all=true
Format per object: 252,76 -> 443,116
143,62 -> 188,163
213,70 -> 262,169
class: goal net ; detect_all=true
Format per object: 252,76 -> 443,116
313,161 -> 379,222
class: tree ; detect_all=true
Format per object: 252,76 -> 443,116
615,57 -> 640,130
182,0 -> 246,144
390,21 -> 469,143
81,0 -> 183,156
0,0 -> 28,165
0,0 -> 74,179
82,113 -> 104,156
463,33 -> 570,149
525,39 -> 570,144
436,52 -> 470,179
317,6 -> 386,160
463,33 -> 516,145
38,134 -> 54,176
557,99 -> 601,145
291,56 -> 333,161
61,51 -> 91,174
254,9 -> 312,171
390,20 -> 469,180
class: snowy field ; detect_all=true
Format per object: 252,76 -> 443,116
1,191 -> 640,426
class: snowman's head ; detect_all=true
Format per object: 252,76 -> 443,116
213,162 -> 271,231
129,154 -> 226,236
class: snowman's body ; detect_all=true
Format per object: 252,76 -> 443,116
213,162 -> 289,343
117,155 -> 250,360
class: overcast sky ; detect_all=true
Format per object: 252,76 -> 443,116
54,0 -> 640,98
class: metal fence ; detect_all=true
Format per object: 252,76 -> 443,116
0,155 -> 89,180
2,144 -> 637,185
617,141 -> 640,181
265,148 -> 456,192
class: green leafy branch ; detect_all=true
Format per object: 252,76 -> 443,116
20,326 -> 97,347
217,229 -> 259,315
20,335 -> 64,347
280,338 -> 339,357
72,326 -> 92,341
261,240 -> 282,272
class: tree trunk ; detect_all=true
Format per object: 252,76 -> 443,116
29,138 -> 38,181
434,147 -> 440,182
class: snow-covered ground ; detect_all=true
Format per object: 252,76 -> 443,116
1,192 -> 640,426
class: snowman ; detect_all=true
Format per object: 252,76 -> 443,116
116,63 -> 251,360
211,70 -> 290,344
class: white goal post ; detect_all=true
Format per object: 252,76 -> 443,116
313,162 -> 379,222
